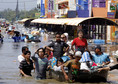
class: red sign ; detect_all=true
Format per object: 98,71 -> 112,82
58,2 -> 68,9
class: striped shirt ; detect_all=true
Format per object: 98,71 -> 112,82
79,51 -> 92,62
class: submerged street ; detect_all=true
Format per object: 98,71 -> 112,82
0,32 -> 118,84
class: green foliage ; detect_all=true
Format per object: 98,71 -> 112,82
0,8 -> 38,22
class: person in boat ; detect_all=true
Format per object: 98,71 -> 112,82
45,34 -> 69,68
31,48 -> 49,80
71,29 -> 88,54
61,51 -> 82,82
19,51 -> 34,77
92,45 -> 110,66
98,50 -> 118,71
79,48 -> 93,71
68,53 -> 74,60
53,58 -> 65,71
18,46 -> 29,63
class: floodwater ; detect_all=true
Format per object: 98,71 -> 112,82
0,31 -> 118,84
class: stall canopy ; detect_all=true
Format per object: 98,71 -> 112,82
18,18 -> 34,24
31,17 -> 118,26
18,18 -> 29,23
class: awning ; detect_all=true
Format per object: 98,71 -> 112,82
56,0 -> 69,4
18,18 -> 34,24
31,17 -> 118,26
18,18 -> 29,23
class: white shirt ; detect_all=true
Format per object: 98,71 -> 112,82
18,55 -> 25,62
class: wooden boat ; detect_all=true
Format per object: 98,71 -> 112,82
47,69 -> 108,82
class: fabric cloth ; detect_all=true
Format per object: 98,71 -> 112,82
110,64 -> 118,71
31,54 -> 48,79
18,55 -> 25,62
92,53 -> 110,65
48,41 -> 69,59
61,56 -> 70,62
51,57 -> 57,69
79,51 -> 92,62
71,38 -> 87,52
19,59 -> 33,76
64,59 -> 80,81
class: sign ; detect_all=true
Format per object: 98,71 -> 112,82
48,0 -> 54,10
35,13 -> 40,18
107,12 -> 115,19
58,2 -> 68,9
110,3 -> 116,10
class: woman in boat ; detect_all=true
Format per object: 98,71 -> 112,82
71,29 -> 88,54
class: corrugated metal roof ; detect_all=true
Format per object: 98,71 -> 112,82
31,17 -> 118,26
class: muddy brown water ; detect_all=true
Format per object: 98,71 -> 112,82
0,38 -> 118,84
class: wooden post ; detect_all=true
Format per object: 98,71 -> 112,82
105,21 -> 107,43
98,25 -> 100,39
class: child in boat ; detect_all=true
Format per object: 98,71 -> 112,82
79,48 -> 93,71
68,53 -> 74,60
53,58 -> 64,71
19,51 -> 34,77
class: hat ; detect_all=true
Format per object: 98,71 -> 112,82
75,51 -> 82,57
95,45 -> 101,51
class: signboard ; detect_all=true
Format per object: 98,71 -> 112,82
48,0 -> 54,10
35,13 -> 40,18
110,3 -> 116,10
107,12 -> 115,19
58,2 -> 68,9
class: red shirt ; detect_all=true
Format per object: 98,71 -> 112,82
72,38 -> 87,47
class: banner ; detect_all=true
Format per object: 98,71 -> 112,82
107,12 -> 115,19
35,13 -> 40,18
110,3 -> 116,10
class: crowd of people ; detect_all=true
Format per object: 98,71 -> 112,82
17,29 -> 118,82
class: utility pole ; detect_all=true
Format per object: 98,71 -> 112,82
16,0 -> 19,21
24,2 -> 26,17
15,0 -> 19,29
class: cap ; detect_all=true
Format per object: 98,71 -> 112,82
95,45 -> 101,51
75,51 -> 82,57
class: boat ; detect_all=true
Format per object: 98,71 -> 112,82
47,69 -> 108,82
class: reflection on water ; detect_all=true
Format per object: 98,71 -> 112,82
0,39 -> 118,84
